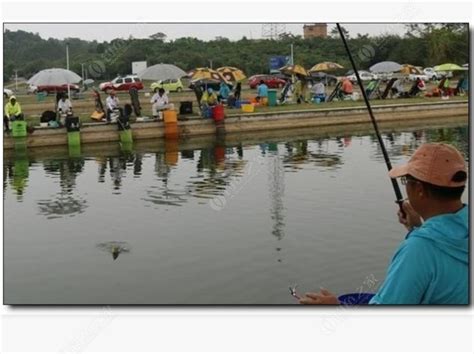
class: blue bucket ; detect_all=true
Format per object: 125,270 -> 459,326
338,293 -> 375,305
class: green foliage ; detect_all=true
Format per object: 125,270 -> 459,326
3,26 -> 468,81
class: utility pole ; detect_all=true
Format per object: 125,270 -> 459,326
14,70 -> 18,91
66,42 -> 71,99
290,44 -> 294,65
209,59 -> 213,69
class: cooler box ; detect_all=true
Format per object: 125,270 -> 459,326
267,89 -> 277,106
179,101 -> 193,115
212,105 -> 225,123
241,104 -> 254,113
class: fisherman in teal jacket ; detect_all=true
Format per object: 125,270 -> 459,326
300,143 -> 468,305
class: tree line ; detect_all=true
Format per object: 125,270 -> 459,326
3,24 -> 468,82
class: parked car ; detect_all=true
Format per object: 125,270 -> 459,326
423,67 -> 452,81
99,75 -> 144,92
150,78 -> 184,93
347,71 -> 377,83
248,75 -> 287,89
408,73 -> 429,81
4,88 -> 13,98
423,68 -> 439,81
30,84 -> 80,95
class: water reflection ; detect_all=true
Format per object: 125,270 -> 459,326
4,124 -> 469,211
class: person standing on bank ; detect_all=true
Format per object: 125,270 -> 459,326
105,90 -> 120,122
299,143 -> 468,305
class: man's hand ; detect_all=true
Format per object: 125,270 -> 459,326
398,200 -> 422,231
299,288 -> 340,305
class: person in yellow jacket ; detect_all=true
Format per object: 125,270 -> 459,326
4,96 -> 23,132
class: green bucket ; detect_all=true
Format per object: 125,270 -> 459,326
69,144 -> 82,158
267,89 -> 278,106
119,129 -> 133,144
11,121 -> 27,138
67,131 -> 81,147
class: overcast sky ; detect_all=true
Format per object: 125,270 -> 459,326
3,23 -> 407,42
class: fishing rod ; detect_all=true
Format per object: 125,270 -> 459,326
336,23 -> 405,214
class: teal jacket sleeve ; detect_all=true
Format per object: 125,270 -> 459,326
370,236 -> 433,304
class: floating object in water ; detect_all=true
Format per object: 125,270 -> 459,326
96,241 -> 131,260
289,284 -> 301,300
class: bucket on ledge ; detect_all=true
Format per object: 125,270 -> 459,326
212,104 -> 225,123
12,121 -> 27,138
163,110 -> 178,124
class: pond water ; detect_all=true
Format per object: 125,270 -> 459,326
3,121 -> 469,304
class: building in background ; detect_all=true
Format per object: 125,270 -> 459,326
303,24 -> 328,39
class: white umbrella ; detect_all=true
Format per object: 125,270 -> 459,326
369,61 -> 403,73
137,63 -> 187,81
28,68 -> 82,86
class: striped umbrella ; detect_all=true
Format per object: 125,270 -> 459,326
216,66 -> 246,82
187,67 -> 230,84
309,62 -> 344,72
279,64 -> 308,77
400,64 -> 422,75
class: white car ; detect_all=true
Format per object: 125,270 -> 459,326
423,67 -> 452,81
27,84 -> 38,94
347,71 -> 377,83
3,88 -> 13,98
408,73 -> 429,81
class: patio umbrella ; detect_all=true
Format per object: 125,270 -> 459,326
400,64 -> 422,75
137,63 -> 187,81
187,67 -> 230,84
309,62 -> 344,72
216,66 -> 246,82
279,64 -> 308,77
369,61 -> 403,73
434,63 -> 467,72
28,68 -> 82,86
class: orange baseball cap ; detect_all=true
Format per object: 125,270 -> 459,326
388,143 -> 467,187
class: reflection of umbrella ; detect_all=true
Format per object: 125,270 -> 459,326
187,67 -> 230,83
216,66 -> 246,82
137,63 -> 187,81
400,64 -> 422,75
309,62 -> 344,72
434,63 -> 467,72
369,61 -> 403,73
279,64 -> 308,77
28,68 -> 82,86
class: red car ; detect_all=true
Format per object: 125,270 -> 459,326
99,75 -> 144,92
248,75 -> 287,89
33,84 -> 80,95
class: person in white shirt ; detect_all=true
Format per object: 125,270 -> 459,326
391,78 -> 405,97
106,90 -> 120,122
311,81 -> 326,100
150,88 -> 170,118
56,94 -> 73,126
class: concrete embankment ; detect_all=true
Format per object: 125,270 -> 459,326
3,100 -> 468,149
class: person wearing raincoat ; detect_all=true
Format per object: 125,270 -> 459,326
4,95 -> 23,131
